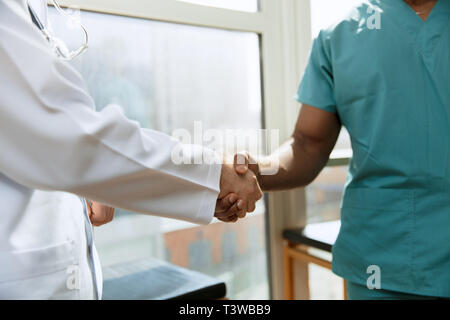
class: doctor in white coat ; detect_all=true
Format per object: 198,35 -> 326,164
0,0 -> 262,299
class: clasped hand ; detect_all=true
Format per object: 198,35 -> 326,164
214,153 -> 261,223
86,199 -> 115,227
87,152 -> 260,226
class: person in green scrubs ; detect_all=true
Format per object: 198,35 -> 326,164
234,0 -> 449,299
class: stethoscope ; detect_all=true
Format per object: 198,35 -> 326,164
28,3 -> 46,29
27,1 -> 88,60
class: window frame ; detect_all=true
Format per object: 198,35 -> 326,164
51,0 -> 351,299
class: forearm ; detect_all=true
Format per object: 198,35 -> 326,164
257,136 -> 331,191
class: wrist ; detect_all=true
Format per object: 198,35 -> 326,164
254,156 -> 280,191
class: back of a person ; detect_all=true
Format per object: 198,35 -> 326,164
309,0 -> 450,298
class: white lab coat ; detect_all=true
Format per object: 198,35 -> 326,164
0,0 -> 222,299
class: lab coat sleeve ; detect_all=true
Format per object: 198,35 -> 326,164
0,16 -> 222,225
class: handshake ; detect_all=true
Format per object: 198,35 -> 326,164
214,152 -> 262,223
88,152 -> 262,226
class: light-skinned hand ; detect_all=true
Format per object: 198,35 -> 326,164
214,157 -> 263,223
87,200 -> 115,227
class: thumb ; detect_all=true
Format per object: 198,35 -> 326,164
234,152 -> 249,175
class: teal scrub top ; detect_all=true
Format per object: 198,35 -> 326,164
296,0 -> 450,297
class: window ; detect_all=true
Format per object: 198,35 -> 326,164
179,0 -> 259,12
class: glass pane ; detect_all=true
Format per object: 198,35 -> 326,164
310,0 -> 361,38
306,166 -> 348,224
309,264 -> 344,299
179,0 -> 258,12
306,165 -> 347,299
48,8 -> 268,299
334,128 -> 351,150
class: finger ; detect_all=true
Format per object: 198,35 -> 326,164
91,214 -> 105,227
218,214 -> 239,223
91,213 -> 106,226
215,198 -> 237,216
234,152 -> 249,175
105,208 -> 115,222
248,176 -> 263,211
217,210 -> 238,222
217,201 -> 246,219
90,205 -> 114,226
215,193 -> 238,214
247,200 -> 256,213
235,199 -> 247,218
255,178 -> 263,201
221,200 -> 244,217
215,208 -> 240,219
90,205 -> 104,224
237,209 -> 247,219
237,199 -> 246,211
217,199 -> 246,219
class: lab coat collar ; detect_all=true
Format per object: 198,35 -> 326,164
27,0 -> 49,28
